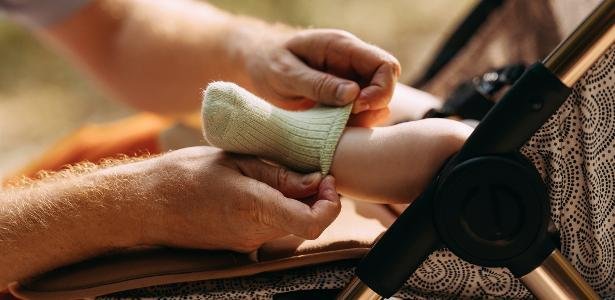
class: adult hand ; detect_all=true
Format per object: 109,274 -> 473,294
0,146 -> 340,286
243,28 -> 401,127
146,146 -> 341,252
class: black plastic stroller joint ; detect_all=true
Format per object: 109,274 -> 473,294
338,0 -> 614,299
433,154 -> 554,276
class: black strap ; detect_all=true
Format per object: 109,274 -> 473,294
422,63 -> 526,121
412,0 -> 506,88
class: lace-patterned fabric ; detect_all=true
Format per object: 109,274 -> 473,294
105,46 -> 614,299
521,45 -> 615,297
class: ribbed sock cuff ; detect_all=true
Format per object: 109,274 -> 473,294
319,105 -> 352,174
201,81 -> 352,174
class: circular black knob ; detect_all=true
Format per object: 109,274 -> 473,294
463,184 -> 523,241
433,155 -> 550,268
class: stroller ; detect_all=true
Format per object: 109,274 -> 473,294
10,0 -> 614,299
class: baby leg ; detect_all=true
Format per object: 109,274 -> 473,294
331,118 -> 472,204
384,83 -> 442,125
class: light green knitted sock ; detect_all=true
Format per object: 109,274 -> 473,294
202,81 -> 352,174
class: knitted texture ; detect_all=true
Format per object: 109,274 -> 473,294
202,82 -> 352,174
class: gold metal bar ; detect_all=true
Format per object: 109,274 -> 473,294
543,0 -> 615,87
520,250 -> 600,300
337,277 -> 382,300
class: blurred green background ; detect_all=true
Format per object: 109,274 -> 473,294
0,0 -> 474,177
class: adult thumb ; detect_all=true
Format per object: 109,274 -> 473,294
234,156 -> 321,199
283,57 -> 360,106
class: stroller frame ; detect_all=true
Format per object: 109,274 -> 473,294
339,1 -> 614,299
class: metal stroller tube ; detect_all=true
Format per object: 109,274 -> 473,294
543,0 -> 615,87
338,0 -> 614,299
337,277 -> 380,300
521,250 -> 599,299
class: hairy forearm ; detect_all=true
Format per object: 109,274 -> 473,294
0,160 -> 158,288
36,0 -> 275,114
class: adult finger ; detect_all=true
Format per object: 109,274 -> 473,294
348,108 -> 391,127
256,175 -> 341,239
354,62 -> 400,113
279,54 -> 361,106
286,29 -> 398,79
234,156 -> 321,199
287,29 -> 400,112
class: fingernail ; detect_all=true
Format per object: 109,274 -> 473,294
323,186 -> 338,200
323,175 -> 335,185
354,101 -> 370,113
322,176 -> 336,192
303,172 -> 321,186
336,82 -> 357,103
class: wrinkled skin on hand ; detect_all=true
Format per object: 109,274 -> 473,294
146,146 -> 341,252
243,28 -> 401,127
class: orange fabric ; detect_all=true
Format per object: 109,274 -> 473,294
4,113 -> 172,185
